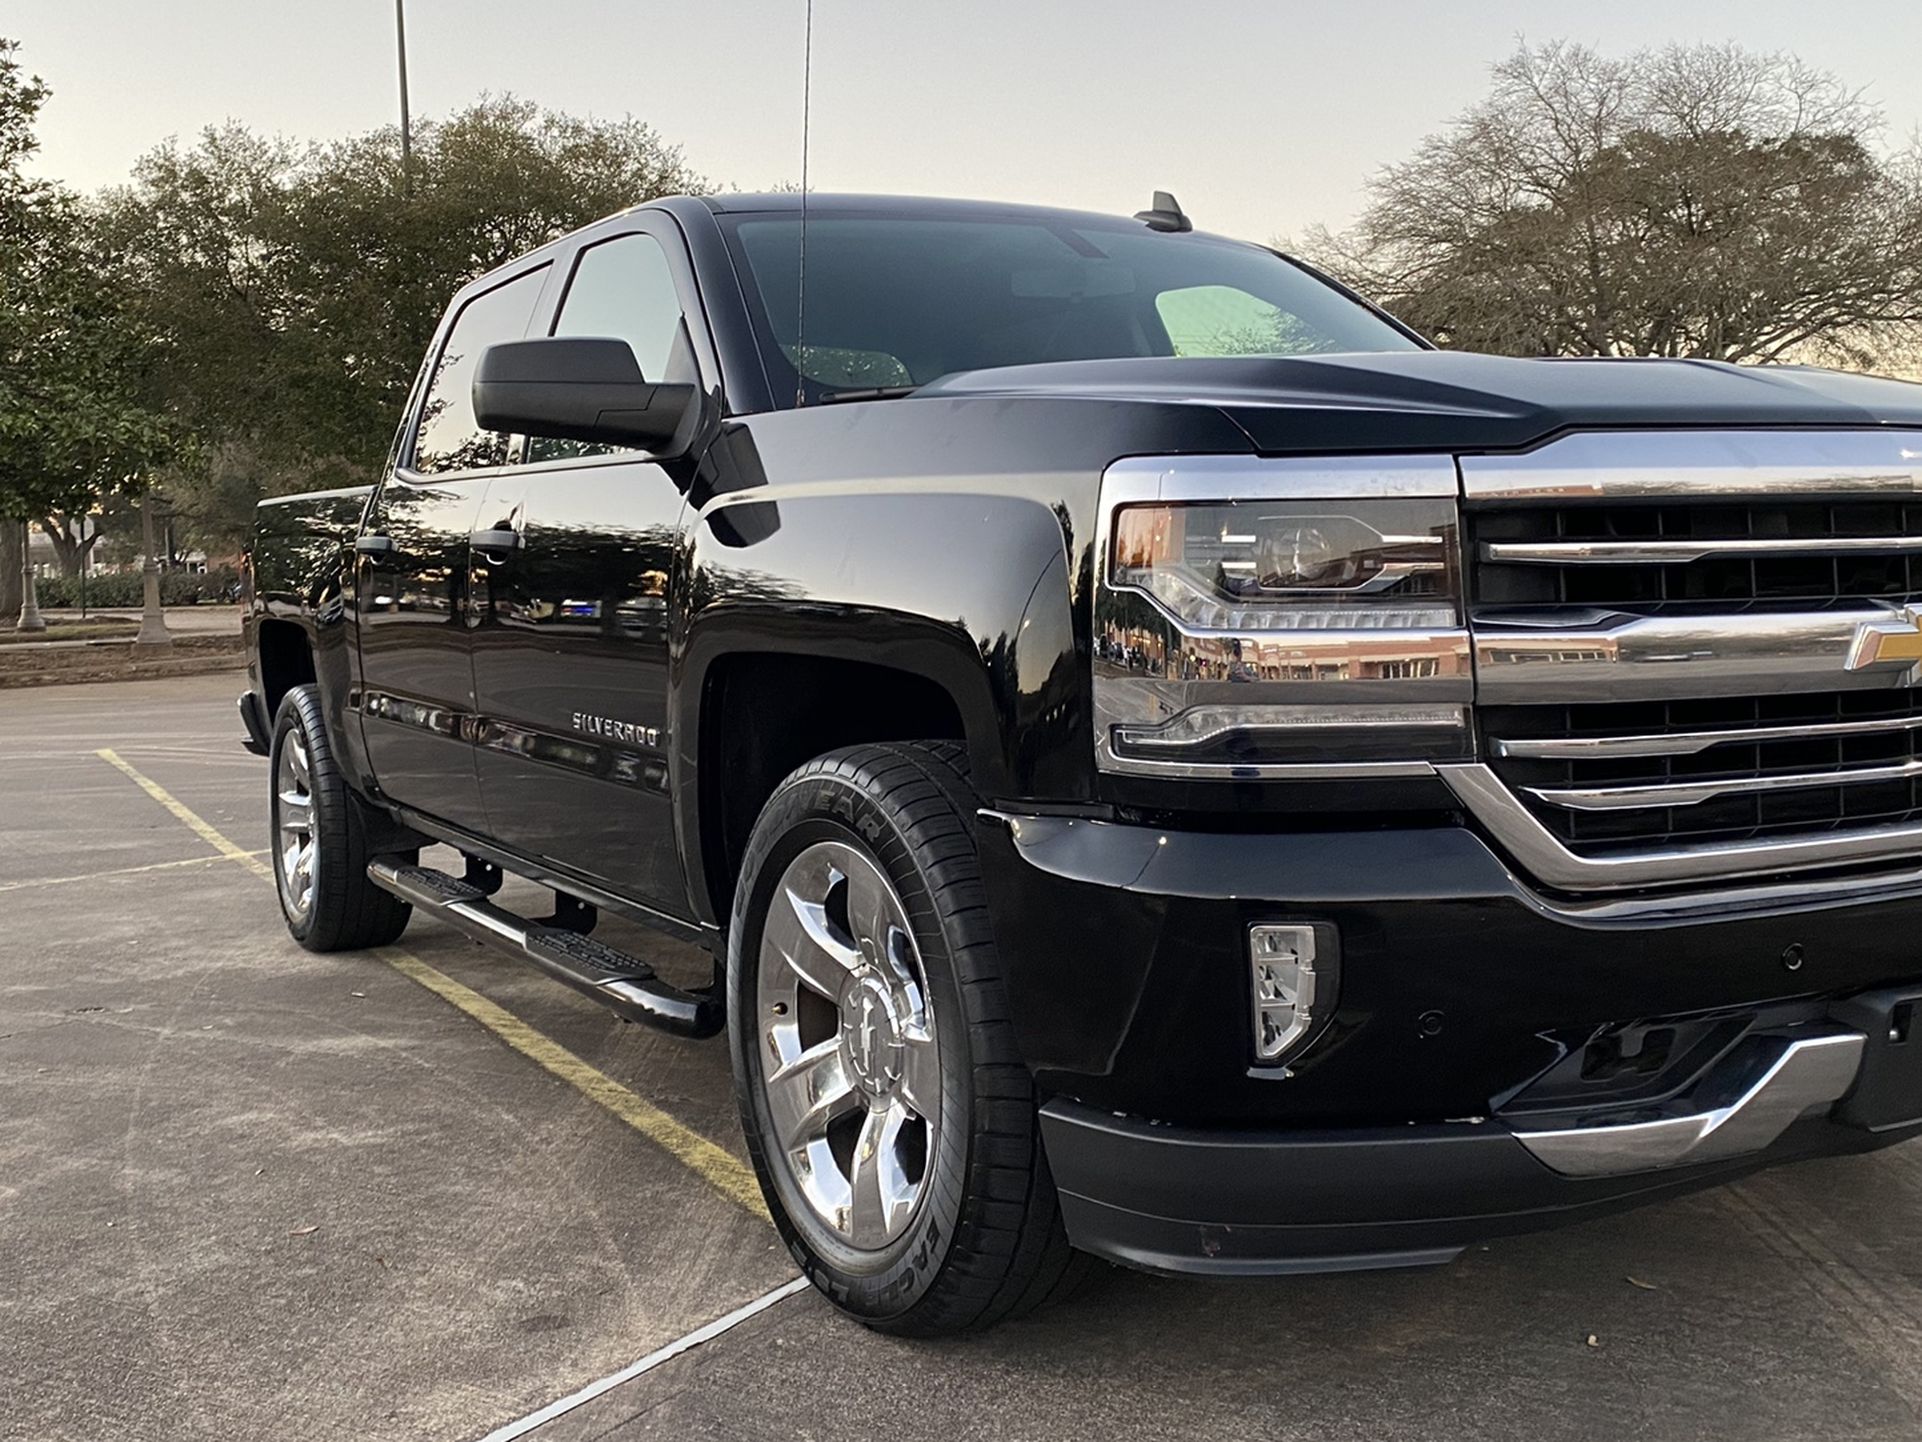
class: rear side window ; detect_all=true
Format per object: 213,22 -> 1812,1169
528,233 -> 696,464
410,265 -> 549,475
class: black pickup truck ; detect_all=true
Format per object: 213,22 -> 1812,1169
241,191 -> 1922,1334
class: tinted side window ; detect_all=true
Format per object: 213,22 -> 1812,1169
554,233 -> 687,378
528,234 -> 694,465
410,266 -> 549,475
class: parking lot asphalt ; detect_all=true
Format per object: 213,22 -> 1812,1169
4,673 -> 1922,1442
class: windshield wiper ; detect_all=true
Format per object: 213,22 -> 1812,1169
815,385 -> 921,405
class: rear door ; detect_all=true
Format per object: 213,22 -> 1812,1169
469,223 -> 705,914
357,263 -> 550,828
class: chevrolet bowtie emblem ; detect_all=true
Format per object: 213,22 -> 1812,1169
1847,606 -> 1922,673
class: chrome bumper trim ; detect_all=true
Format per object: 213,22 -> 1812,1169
1439,762 -> 1922,890
1514,1030 -> 1865,1178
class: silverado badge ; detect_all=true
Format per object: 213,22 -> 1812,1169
570,712 -> 661,749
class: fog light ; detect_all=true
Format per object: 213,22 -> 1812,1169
1250,924 -> 1326,1065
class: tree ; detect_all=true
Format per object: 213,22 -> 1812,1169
0,39 -> 176,595
1301,41 -> 1922,365
102,96 -> 709,553
0,36 -> 46,619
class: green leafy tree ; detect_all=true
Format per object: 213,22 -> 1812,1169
1301,41 -> 1922,366
0,35 -> 49,616
104,96 -> 709,553
1,37 -> 177,610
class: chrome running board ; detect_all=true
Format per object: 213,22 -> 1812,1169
1513,1030 -> 1865,1178
367,858 -> 722,1038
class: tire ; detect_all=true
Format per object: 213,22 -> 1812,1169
727,741 -> 1089,1334
269,684 -> 413,952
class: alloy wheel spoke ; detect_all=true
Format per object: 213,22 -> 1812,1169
278,790 -> 311,833
847,1101 -> 911,1247
765,1038 -> 859,1153
896,1028 -> 941,1122
288,734 -> 310,788
842,860 -> 895,963
764,886 -> 861,1000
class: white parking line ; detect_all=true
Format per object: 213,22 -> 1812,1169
471,1277 -> 811,1442
0,849 -> 270,894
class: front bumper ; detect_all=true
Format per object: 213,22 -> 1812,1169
1042,1089 -> 1920,1277
976,811 -> 1922,1272
1043,986 -> 1921,1275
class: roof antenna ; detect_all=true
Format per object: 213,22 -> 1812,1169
1135,190 -> 1192,233
794,0 -> 814,406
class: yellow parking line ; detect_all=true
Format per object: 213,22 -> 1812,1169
0,849 -> 271,894
380,949 -> 767,1218
98,748 -> 273,877
94,748 -> 769,1222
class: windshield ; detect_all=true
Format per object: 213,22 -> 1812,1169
716,211 -> 1421,401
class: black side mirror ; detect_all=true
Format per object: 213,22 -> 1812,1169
473,337 -> 699,455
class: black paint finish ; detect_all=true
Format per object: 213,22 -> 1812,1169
244,192 -> 1922,1175
469,458 -> 688,912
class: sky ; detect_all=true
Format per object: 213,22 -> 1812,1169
9,0 -> 1922,245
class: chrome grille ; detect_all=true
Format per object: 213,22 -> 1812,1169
1481,694 -> 1922,856
1477,499 -> 1922,613
1456,429 -> 1922,890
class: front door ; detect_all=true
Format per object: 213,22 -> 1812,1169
357,262 -> 551,829
470,228 -> 698,914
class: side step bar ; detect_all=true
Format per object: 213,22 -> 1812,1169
367,859 -> 723,1039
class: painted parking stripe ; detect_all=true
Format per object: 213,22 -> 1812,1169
470,1277 -> 810,1442
378,947 -> 768,1218
93,748 -> 769,1220
98,747 -> 273,874
0,848 -> 271,894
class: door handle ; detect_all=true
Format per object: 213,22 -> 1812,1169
469,528 -> 523,558
355,533 -> 395,557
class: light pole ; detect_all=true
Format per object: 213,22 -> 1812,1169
17,521 -> 45,632
395,0 -> 412,178
136,492 -> 171,648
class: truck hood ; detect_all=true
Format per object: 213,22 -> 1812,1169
915,352 -> 1922,454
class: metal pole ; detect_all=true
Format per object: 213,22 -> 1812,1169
136,493 -> 172,648
395,0 -> 412,178
17,521 -> 45,632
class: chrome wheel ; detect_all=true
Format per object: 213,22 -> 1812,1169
756,840 -> 939,1251
275,727 -> 316,922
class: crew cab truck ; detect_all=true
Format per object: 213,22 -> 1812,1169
240,191 -> 1922,1334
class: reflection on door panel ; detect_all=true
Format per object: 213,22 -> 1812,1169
470,468 -> 687,910
356,263 -> 548,828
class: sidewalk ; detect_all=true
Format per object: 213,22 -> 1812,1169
34,605 -> 242,637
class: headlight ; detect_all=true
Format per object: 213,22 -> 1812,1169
1110,501 -> 1455,627
1094,456 -> 1472,778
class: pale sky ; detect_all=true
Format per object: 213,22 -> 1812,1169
10,0 -> 1922,244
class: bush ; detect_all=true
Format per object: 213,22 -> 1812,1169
34,567 -> 240,609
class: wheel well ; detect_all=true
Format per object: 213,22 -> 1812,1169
256,618 -> 316,717
700,653 -> 966,924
